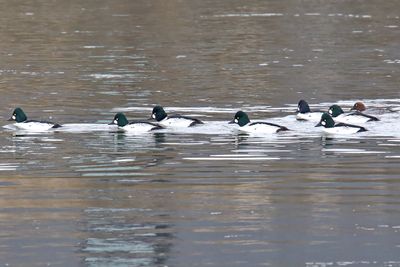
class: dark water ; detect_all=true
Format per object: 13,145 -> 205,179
1,0 -> 400,266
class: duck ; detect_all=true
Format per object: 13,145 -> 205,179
151,105 -> 203,127
350,102 -> 366,112
296,99 -> 324,122
351,100 -> 399,114
315,112 -> 367,134
7,107 -> 61,131
229,111 -> 289,133
328,104 -> 379,124
110,113 -> 163,132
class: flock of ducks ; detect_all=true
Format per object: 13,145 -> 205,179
6,100 -> 385,135
296,100 -> 380,134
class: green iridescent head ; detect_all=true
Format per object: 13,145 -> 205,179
151,106 -> 167,122
9,107 -> 27,122
316,112 -> 335,128
111,113 -> 129,127
328,105 -> 344,118
229,111 -> 250,127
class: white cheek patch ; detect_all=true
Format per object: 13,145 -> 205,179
234,118 -> 238,123
152,114 -> 156,119
328,110 -> 332,115
113,119 -> 118,124
297,107 -> 300,112
12,115 -> 16,120
321,121 -> 326,126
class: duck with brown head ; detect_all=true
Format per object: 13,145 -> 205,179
328,104 -> 379,124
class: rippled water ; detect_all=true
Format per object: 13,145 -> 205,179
1,0 -> 400,266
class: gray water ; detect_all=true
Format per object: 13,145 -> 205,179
1,0 -> 400,266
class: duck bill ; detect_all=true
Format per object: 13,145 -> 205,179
7,117 -> 14,121
228,119 -> 236,124
108,121 -> 115,125
315,122 -> 322,127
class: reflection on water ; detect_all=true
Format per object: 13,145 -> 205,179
1,0 -> 400,266
83,207 -> 172,267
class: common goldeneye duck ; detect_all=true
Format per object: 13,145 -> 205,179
229,111 -> 289,133
351,101 -> 399,113
151,105 -> 204,127
7,107 -> 61,131
350,102 -> 366,112
110,112 -> 163,132
315,112 -> 367,134
328,104 -> 379,124
296,99 -> 323,122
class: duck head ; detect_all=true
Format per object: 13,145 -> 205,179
229,111 -> 250,127
315,112 -> 335,128
328,104 -> 344,118
297,100 -> 311,114
110,113 -> 129,127
350,102 -> 366,112
8,107 -> 27,123
151,106 -> 167,122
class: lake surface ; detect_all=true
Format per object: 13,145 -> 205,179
0,0 -> 400,266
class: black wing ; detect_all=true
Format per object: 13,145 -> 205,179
335,122 -> 367,132
26,119 -> 62,128
128,120 -> 159,126
128,120 -> 165,130
170,115 -> 204,126
348,111 -> 379,121
249,122 -> 289,132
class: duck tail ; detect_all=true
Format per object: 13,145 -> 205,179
357,127 -> 367,133
277,126 -> 290,132
189,119 -> 204,127
151,125 -> 165,131
52,123 -> 62,129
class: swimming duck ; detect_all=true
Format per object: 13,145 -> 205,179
296,99 -> 323,122
328,104 -> 379,124
7,107 -> 61,131
229,111 -> 289,133
110,113 -> 163,132
315,112 -> 367,134
350,102 -> 366,112
351,101 -> 400,113
151,105 -> 203,127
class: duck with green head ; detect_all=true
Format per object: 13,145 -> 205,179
229,111 -> 289,134
296,99 -> 324,122
316,112 -> 367,134
7,107 -> 61,131
328,104 -> 378,124
110,112 -> 163,133
151,105 -> 203,127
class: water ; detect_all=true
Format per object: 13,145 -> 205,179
1,0 -> 400,266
